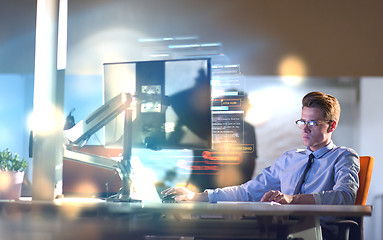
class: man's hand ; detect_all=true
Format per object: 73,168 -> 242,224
161,186 -> 208,202
261,190 -> 293,204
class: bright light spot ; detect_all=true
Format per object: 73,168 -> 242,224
177,159 -> 188,169
0,173 -> 11,191
130,156 -> 160,202
211,88 -> 225,98
165,122 -> 175,133
29,104 -> 63,135
278,55 -> 307,83
211,79 -> 221,86
247,91 -> 274,126
150,54 -> 170,58
281,75 -> 304,86
215,166 -> 242,186
246,87 -> 301,126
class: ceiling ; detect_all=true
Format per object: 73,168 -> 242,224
1,0 -> 383,76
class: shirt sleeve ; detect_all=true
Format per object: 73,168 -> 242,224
316,149 -> 360,205
205,153 -> 284,203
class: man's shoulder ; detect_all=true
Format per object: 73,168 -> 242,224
281,148 -> 308,159
284,146 -> 358,158
333,146 -> 359,156
330,146 -> 359,165
285,148 -> 308,154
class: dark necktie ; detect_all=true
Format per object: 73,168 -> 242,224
293,153 -> 315,195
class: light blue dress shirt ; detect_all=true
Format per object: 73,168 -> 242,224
206,141 -> 360,205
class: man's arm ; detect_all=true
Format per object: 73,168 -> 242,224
186,192 -> 209,202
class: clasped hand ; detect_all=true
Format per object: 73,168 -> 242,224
261,190 -> 293,204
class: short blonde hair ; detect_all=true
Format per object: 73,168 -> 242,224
302,92 -> 341,122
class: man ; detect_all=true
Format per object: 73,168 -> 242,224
162,91 -> 359,205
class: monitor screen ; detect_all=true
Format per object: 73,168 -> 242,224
103,58 -> 211,150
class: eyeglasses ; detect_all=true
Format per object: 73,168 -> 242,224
295,119 -> 332,129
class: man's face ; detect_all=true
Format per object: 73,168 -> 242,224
300,107 -> 334,152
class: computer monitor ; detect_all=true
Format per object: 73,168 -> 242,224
103,58 -> 212,150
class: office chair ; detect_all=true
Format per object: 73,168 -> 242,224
355,156 -> 374,206
330,156 -> 375,240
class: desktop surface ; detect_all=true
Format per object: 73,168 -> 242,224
0,198 -> 372,240
1,198 -> 372,216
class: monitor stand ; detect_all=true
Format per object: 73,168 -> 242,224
107,109 -> 141,202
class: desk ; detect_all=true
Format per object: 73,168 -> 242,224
0,199 -> 372,240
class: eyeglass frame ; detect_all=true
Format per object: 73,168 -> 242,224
295,119 -> 333,128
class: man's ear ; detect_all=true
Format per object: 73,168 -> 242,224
328,120 -> 337,132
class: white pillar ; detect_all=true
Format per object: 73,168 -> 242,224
32,0 -> 65,200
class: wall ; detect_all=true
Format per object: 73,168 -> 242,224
360,77 -> 383,240
0,74 -> 34,179
64,75 -> 103,145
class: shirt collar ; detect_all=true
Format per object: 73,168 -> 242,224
308,141 -> 335,159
